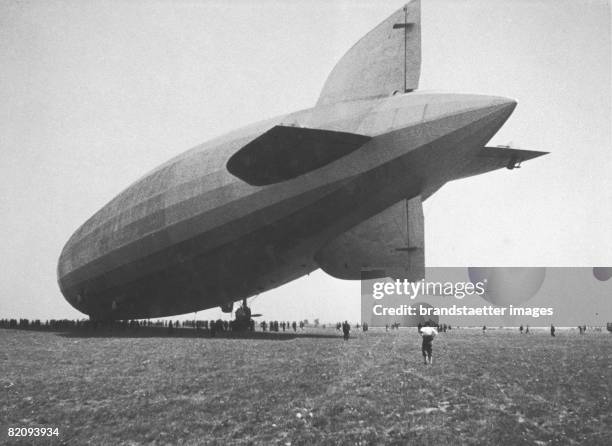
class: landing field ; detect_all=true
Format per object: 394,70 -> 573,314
1,328 -> 610,445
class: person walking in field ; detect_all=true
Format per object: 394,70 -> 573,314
420,324 -> 437,365
342,320 -> 351,340
550,324 -> 556,337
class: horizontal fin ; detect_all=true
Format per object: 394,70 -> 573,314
480,146 -> 549,170
458,146 -> 548,178
227,125 -> 370,186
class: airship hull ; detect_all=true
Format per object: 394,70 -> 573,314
58,95 -> 521,319
58,2 -> 547,320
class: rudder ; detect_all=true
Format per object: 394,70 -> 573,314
316,1 -> 421,107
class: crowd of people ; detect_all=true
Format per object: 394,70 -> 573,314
0,317 -> 309,336
1,318 -> 603,337
0,318 -> 357,337
258,320 -> 300,332
3,316 -> 607,374
0,318 -> 434,339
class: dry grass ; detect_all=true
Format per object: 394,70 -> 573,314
1,328 -> 610,445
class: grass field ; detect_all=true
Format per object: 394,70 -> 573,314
1,327 -> 610,445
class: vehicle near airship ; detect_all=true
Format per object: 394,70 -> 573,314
57,1 -> 546,321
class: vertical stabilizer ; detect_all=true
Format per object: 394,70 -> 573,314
314,196 -> 425,281
316,1 -> 421,106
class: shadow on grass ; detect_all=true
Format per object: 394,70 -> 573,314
51,328 -> 342,341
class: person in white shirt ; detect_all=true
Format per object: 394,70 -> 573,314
419,324 -> 437,365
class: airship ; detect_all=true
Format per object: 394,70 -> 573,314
57,1 -> 546,321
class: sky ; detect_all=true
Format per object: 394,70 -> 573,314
1,0 -> 610,324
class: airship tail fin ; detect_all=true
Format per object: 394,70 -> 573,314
315,196 -> 424,281
316,1 -> 421,107
458,146 -> 548,178
227,125 -> 371,186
